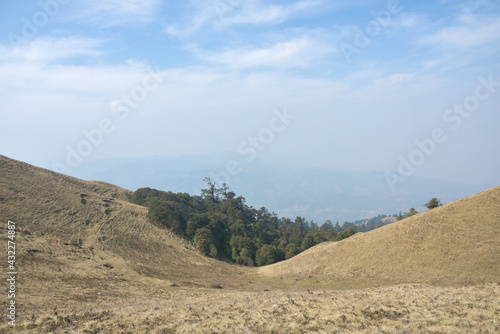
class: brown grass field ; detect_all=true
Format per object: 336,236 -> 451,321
0,155 -> 499,333
259,185 -> 500,286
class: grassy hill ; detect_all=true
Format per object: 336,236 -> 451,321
0,155 -> 242,297
259,186 -> 500,285
1,154 -> 499,333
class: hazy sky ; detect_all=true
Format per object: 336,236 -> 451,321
1,0 -> 499,187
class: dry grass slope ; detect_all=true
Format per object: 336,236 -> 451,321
0,155 -> 242,297
260,186 -> 500,285
1,155 -> 499,333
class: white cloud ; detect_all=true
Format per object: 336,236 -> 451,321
422,59 -> 441,69
0,37 -> 103,63
373,73 -> 415,86
387,12 -> 426,31
0,55 -> 160,96
167,0 -> 323,36
218,0 -> 322,26
195,36 -> 335,69
66,0 -> 162,27
420,15 -> 500,49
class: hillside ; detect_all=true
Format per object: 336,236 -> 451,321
1,155 -> 499,333
0,155 -> 242,298
259,186 -> 500,285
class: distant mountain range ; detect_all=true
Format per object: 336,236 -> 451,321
38,153 -> 492,223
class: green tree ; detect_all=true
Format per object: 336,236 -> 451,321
209,245 -> 218,258
313,230 -> 327,244
194,228 -> 217,258
220,183 -> 236,200
334,227 -> 358,241
254,208 -> 279,245
424,198 -> 442,210
186,213 -> 210,238
256,245 -> 279,266
230,235 -> 255,264
239,248 -> 254,266
407,208 -> 418,217
285,243 -> 300,259
148,199 -> 186,235
301,233 -> 316,250
133,181 -> 375,268
289,217 -> 306,245
201,177 -> 220,210
321,220 -> 334,230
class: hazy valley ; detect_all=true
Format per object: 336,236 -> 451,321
3,1 -> 500,332
1,155 -> 499,333
37,154 -> 491,223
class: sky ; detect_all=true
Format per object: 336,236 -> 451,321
1,0 -> 499,188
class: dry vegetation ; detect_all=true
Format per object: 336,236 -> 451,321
0,155 -> 241,290
5,283 -> 500,333
1,155 -> 499,333
260,186 -> 500,285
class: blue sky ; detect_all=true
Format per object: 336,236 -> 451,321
1,0 -> 499,187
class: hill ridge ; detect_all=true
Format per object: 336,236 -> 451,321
259,185 -> 500,285
0,154 -> 242,292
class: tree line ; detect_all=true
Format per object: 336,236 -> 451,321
132,178 -> 358,266
396,198 -> 442,221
